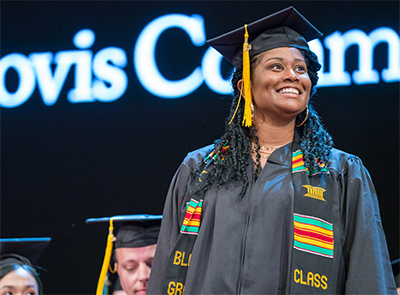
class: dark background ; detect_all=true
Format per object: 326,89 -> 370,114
1,1 -> 399,294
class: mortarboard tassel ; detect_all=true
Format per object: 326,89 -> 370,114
242,24 -> 252,127
96,218 -> 116,295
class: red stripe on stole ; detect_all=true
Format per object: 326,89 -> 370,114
292,158 -> 303,165
183,210 -> 195,222
294,227 -> 333,244
191,213 -> 201,220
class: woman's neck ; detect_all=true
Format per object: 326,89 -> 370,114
253,119 -> 295,146
250,119 -> 294,167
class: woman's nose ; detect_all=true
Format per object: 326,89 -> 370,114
284,69 -> 299,82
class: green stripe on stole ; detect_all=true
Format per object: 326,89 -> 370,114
293,214 -> 333,231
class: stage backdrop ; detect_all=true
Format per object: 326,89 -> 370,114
1,1 -> 399,294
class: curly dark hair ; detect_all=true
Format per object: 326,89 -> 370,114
193,48 -> 333,197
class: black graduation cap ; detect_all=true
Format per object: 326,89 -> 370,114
207,6 -> 323,67
0,237 -> 51,264
86,214 -> 162,248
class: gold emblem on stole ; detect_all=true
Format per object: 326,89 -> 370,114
302,185 -> 326,202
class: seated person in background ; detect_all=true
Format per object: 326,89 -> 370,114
87,214 -> 161,295
0,237 -> 51,295
0,254 -> 42,295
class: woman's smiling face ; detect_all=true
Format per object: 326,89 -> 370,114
249,47 -> 311,123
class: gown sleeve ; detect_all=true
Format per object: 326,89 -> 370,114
341,156 -> 397,294
147,161 -> 193,295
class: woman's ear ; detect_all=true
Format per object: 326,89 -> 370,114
237,79 -> 244,97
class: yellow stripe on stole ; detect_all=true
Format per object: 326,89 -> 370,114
183,204 -> 202,227
292,163 -> 304,169
293,221 -> 333,237
292,157 -> 305,169
186,220 -> 201,227
294,234 -> 334,250
292,154 -> 303,161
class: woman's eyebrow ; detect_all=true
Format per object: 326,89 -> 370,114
265,57 -> 283,62
264,57 -> 306,63
295,58 -> 306,63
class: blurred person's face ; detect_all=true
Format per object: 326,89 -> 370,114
0,267 -> 39,295
116,244 -> 156,295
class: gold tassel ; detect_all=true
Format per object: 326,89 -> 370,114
96,218 -> 115,295
242,24 -> 252,127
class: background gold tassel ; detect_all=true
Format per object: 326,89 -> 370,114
96,218 -> 115,295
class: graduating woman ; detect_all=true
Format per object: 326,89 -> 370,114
147,6 -> 396,295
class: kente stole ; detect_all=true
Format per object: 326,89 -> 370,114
161,140 -> 339,294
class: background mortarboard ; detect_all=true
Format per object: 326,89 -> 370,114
0,237 -> 51,264
86,214 -> 162,295
86,214 -> 162,248
207,6 -> 323,66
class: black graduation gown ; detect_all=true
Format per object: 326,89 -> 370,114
147,138 -> 396,294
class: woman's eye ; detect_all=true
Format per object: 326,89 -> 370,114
295,65 -> 306,72
271,64 -> 282,70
